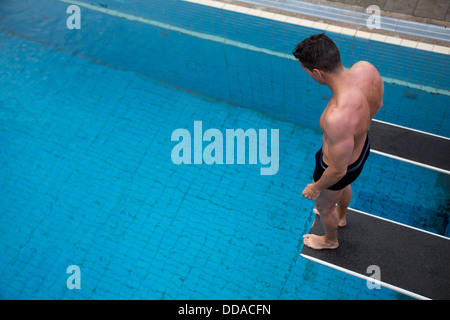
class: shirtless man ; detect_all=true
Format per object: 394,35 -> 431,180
293,33 -> 384,250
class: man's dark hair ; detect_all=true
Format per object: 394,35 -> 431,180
292,33 -> 341,73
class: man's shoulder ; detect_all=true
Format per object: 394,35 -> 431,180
322,105 -> 355,131
351,60 -> 377,71
351,61 -> 382,85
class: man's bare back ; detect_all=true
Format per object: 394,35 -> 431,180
320,61 -> 384,168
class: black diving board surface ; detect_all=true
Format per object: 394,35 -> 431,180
369,120 -> 450,172
300,208 -> 450,300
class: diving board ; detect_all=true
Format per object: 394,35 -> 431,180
369,120 -> 450,173
300,208 -> 450,300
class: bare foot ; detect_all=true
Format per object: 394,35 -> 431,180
314,207 -> 346,227
303,234 -> 339,250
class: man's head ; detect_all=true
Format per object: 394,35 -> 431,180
292,33 -> 342,84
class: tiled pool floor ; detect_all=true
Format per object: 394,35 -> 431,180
0,30 -> 416,299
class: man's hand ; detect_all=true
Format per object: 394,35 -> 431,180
302,183 -> 321,200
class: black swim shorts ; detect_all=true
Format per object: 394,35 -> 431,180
313,134 -> 370,191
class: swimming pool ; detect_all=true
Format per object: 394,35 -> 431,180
0,0 -> 448,300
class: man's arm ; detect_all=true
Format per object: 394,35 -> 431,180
302,112 -> 354,199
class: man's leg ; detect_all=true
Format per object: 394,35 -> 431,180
303,188 -> 343,250
336,184 -> 352,227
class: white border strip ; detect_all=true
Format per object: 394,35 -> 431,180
371,149 -> 450,175
381,76 -> 450,97
300,253 -> 431,300
58,0 -> 292,61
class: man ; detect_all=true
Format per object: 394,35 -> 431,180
293,33 -> 384,250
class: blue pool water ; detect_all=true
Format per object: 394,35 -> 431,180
0,0 -> 449,300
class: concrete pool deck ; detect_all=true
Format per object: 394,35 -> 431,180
221,0 -> 450,46
310,0 -> 450,24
